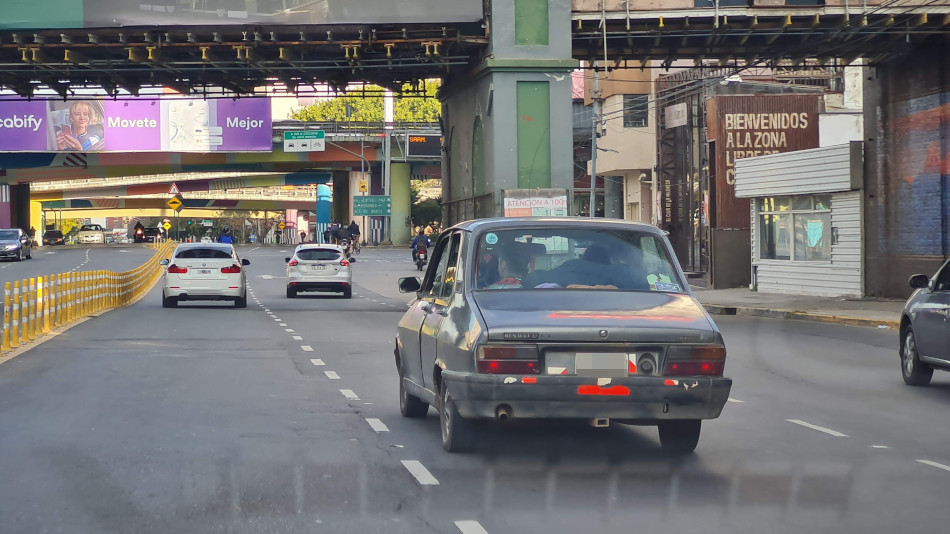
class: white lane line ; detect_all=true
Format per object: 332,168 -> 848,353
324,371 -> 340,380
340,389 -> 359,400
285,328 -> 295,333
871,445 -> 889,449
727,398 -> 744,403
365,418 -> 389,433
292,335 -> 303,341
786,419 -> 848,437
401,460 -> 439,485
310,359 -> 325,366
279,323 -> 288,326
301,345 -> 313,352
916,459 -> 950,472
454,520 -> 488,534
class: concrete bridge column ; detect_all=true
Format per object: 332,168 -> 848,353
391,163 -> 411,245
440,0 -> 576,224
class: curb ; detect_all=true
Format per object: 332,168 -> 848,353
702,304 -> 900,330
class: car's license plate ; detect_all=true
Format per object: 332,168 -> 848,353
575,353 -> 628,377
197,269 -> 212,275
312,265 -> 326,270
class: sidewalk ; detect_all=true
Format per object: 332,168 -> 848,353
692,287 -> 904,329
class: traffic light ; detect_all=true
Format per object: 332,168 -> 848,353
187,220 -> 193,225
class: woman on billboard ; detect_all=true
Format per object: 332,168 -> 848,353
54,101 -> 105,151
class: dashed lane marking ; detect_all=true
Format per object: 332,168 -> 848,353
871,445 -> 889,449
341,389 -> 359,400
279,323 -> 288,326
401,460 -> 439,485
455,520 -> 489,534
301,345 -> 313,352
917,459 -> 950,472
727,398 -> 744,403
324,371 -> 341,380
786,419 -> 848,437
292,336 -> 303,341
310,359 -> 325,366
365,418 -> 389,433
285,329 -> 295,333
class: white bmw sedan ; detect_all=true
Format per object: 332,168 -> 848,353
160,243 -> 250,308
285,244 -> 353,298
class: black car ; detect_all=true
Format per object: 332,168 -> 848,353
43,230 -> 65,246
142,227 -> 163,243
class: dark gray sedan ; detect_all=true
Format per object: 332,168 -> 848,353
395,217 -> 732,453
900,263 -> 950,385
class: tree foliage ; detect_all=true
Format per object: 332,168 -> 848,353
291,82 -> 441,122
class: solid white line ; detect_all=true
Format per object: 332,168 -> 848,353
786,419 -> 848,437
301,345 -> 313,352
365,418 -> 389,432
401,460 -> 439,485
916,459 -> 950,472
310,359 -> 325,366
324,371 -> 340,380
727,398 -> 744,403
340,389 -> 359,400
455,520 -> 488,534
292,335 -> 303,341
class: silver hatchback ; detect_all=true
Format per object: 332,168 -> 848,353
285,244 -> 353,298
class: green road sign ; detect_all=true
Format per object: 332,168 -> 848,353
353,195 -> 392,216
283,130 -> 325,152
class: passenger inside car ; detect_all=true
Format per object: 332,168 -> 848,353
484,248 -> 527,289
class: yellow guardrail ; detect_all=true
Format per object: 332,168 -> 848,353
0,240 -> 175,354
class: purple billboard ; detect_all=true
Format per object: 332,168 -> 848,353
0,97 -> 272,152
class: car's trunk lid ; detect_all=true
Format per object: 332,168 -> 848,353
472,290 -> 716,344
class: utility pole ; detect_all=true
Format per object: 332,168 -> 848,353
383,90 -> 394,244
590,60 -> 600,218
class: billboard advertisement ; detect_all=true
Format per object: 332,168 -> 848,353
0,98 -> 272,152
1,1 -> 484,30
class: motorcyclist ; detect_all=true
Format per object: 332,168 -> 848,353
328,221 -> 342,244
348,220 -> 361,242
411,229 -> 430,262
133,220 -> 145,242
218,224 -> 234,244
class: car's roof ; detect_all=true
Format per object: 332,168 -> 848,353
175,242 -> 233,250
449,217 -> 663,233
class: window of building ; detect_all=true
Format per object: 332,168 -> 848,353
758,195 -> 831,262
623,94 -> 649,128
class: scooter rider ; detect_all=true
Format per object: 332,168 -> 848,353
411,229 -> 430,262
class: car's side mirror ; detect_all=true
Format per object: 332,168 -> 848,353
284,257 -> 291,263
909,274 -> 930,290
242,258 -> 250,266
160,259 -> 170,266
398,276 -> 422,293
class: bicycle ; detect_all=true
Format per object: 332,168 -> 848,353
351,235 -> 361,255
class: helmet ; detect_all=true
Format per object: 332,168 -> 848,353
221,225 -> 231,235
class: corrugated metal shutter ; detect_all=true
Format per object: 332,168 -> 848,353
735,143 -> 861,198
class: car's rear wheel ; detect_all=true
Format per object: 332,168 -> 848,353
440,383 -> 474,452
399,376 -> 429,418
235,295 -> 247,308
901,327 -> 933,386
658,420 -> 701,454
286,286 -> 297,298
162,295 -> 178,308
343,287 -> 352,299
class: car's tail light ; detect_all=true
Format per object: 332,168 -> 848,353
476,345 -> 540,374
221,265 -> 242,274
663,345 -> 726,376
167,264 -> 187,273
288,258 -> 298,266
340,259 -> 350,267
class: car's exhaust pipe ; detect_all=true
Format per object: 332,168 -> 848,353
495,404 -> 513,422
591,417 -> 610,428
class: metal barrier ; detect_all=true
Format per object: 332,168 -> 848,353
0,241 -> 175,354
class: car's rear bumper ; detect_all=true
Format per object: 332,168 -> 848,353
164,282 -> 245,300
288,280 -> 351,292
440,370 -> 731,421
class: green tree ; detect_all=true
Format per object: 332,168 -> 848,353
291,82 -> 441,122
410,182 -> 442,229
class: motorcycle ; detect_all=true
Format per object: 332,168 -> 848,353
339,238 -> 354,261
415,246 -> 428,271
133,227 -> 145,243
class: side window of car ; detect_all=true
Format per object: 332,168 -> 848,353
935,263 -> 950,291
439,234 -> 462,299
422,236 -> 452,299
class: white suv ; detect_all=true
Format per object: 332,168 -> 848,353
285,244 -> 353,298
161,243 -> 249,308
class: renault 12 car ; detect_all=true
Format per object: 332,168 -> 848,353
77,224 -> 105,244
285,244 -> 353,298
0,228 -> 33,261
395,218 -> 732,453
160,243 -> 249,308
899,261 -> 950,386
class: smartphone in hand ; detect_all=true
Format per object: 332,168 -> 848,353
60,123 -> 73,137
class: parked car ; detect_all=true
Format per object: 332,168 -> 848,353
77,224 -> 105,244
43,230 -> 65,246
143,227 -> 163,243
394,217 -> 732,452
899,263 -> 950,385
285,244 -> 352,298
0,228 -> 32,261
160,243 -> 249,308
200,236 -> 213,244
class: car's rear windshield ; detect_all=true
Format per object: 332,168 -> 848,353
475,228 -> 684,293
297,249 -> 341,261
0,230 -> 19,240
80,225 -> 101,231
175,248 -> 233,259
45,231 -> 63,236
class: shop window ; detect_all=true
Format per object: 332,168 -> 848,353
623,95 -> 649,128
758,195 -> 831,262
